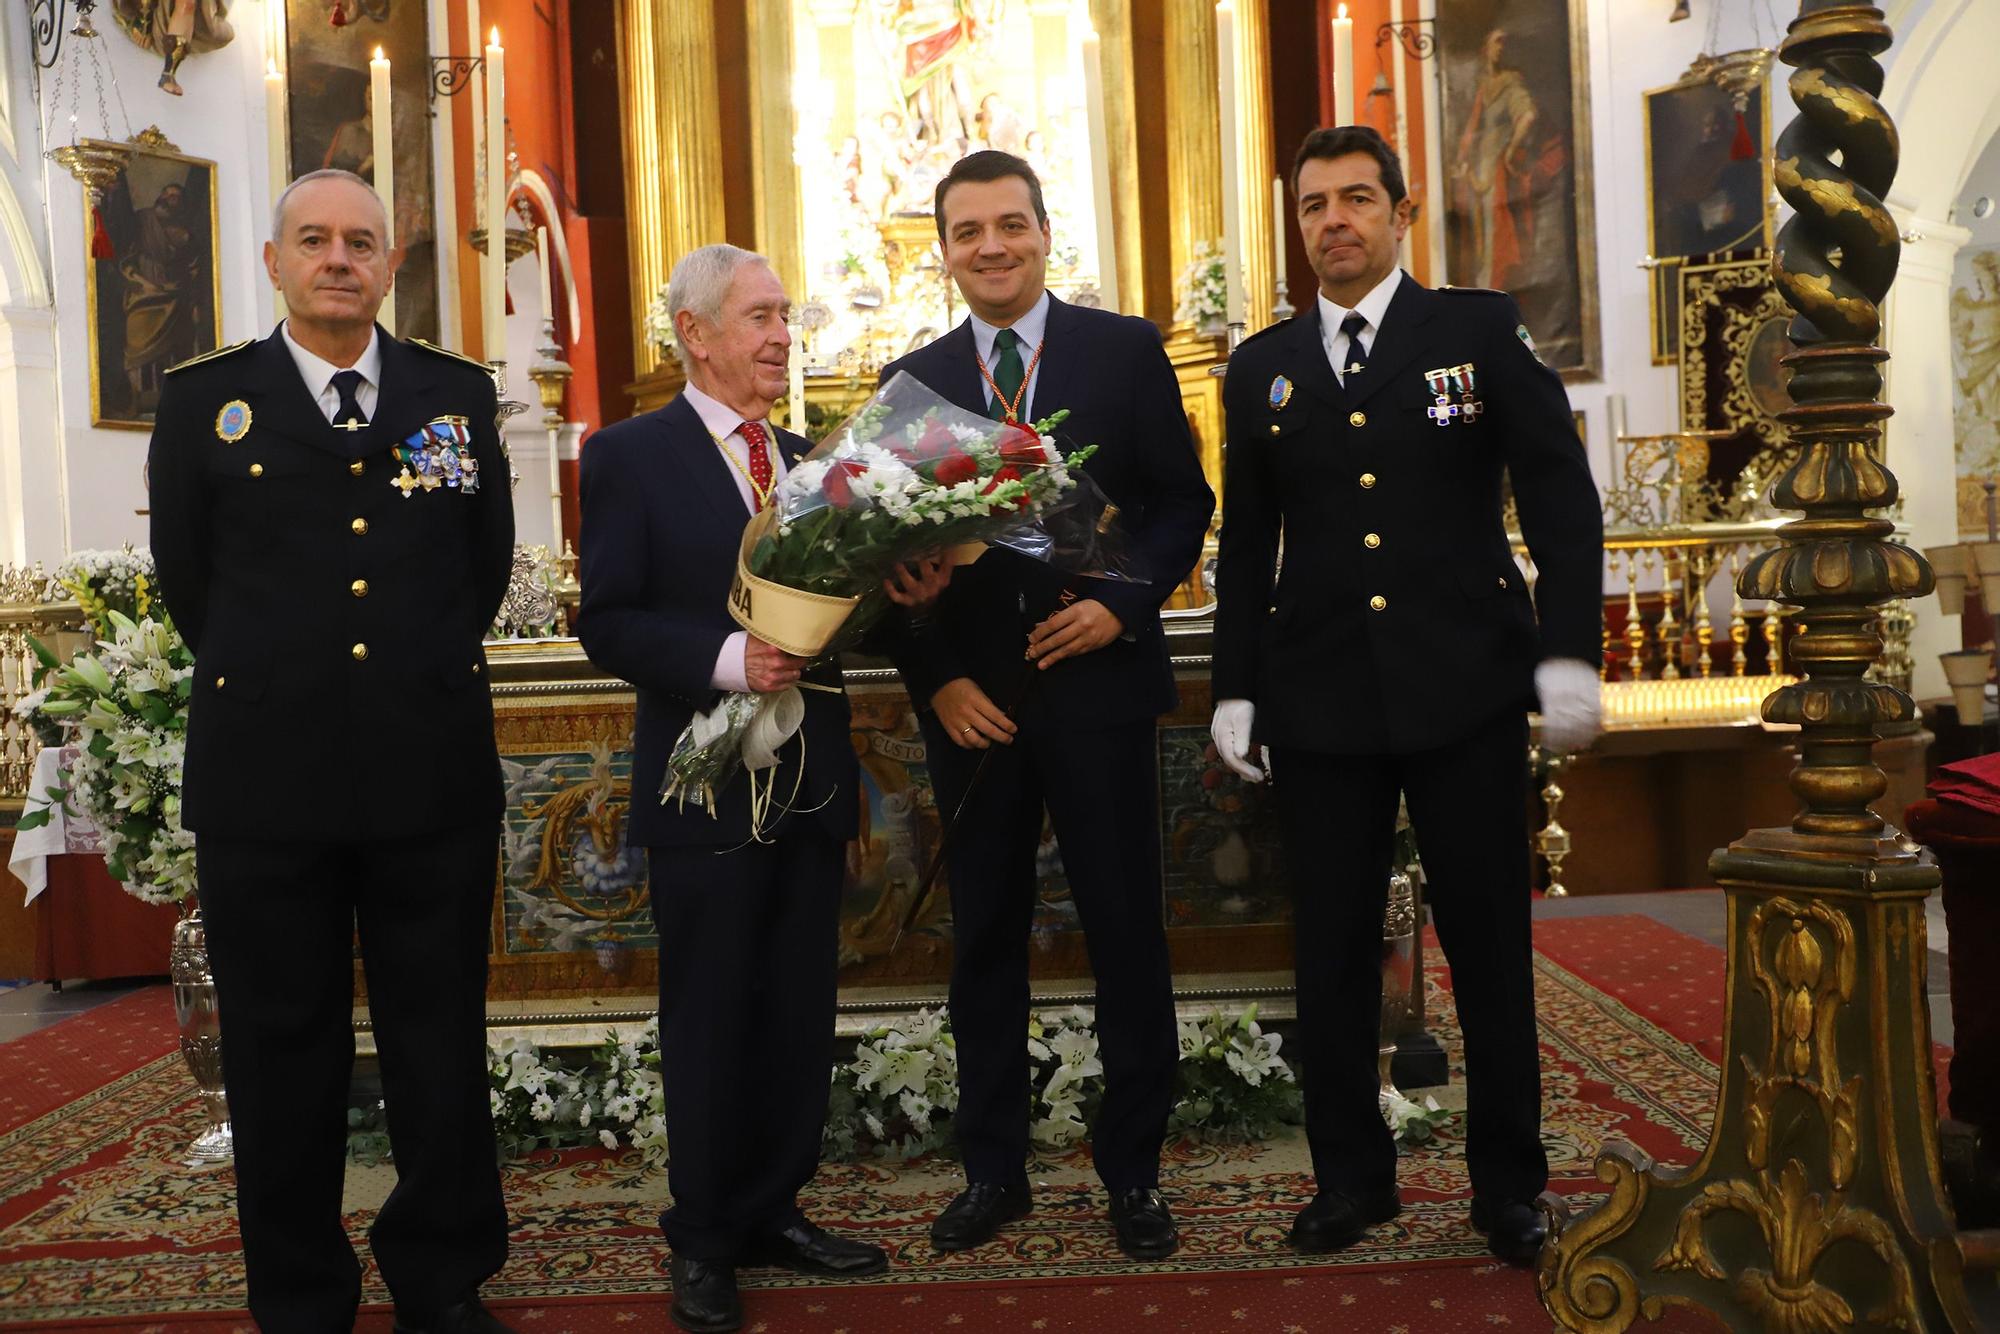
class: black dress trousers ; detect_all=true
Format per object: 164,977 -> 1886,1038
1269,708 -> 1548,1205
646,830 -> 845,1260
196,827 -> 508,1334
918,696 -> 1179,1194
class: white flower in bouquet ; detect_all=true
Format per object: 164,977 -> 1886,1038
1048,1026 -> 1104,1082
1223,1024 -> 1288,1088
1174,239 -> 1229,326
853,1036 -> 937,1097
645,283 -> 676,355
598,1129 -> 620,1151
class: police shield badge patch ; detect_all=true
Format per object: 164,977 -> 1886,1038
215,400 -> 252,443
1269,376 -> 1293,410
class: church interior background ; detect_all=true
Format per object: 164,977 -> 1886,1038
2,0 -> 2000,1328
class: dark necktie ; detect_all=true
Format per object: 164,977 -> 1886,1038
1339,312 -> 1370,383
988,327 -> 1025,422
738,420 -> 774,511
330,369 -> 369,428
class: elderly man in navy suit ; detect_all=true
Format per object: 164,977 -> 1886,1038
880,150 -> 1215,1260
577,243 -> 943,1334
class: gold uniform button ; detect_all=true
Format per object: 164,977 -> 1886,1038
1268,424 -> 1281,436
349,459 -> 365,476
248,463 -> 264,478
472,662 -> 482,674
351,642 -> 369,661
1364,533 -> 1381,549
1359,472 -> 1377,488
1498,576 -> 1509,589
351,579 -> 369,597
1349,411 -> 1367,428
351,517 -> 369,535
1369,595 -> 1387,612
214,676 -> 225,689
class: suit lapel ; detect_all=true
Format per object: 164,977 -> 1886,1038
665,395 -> 756,521
249,325 -> 423,460
927,320 -> 992,419
246,331 -> 349,457
365,330 -> 446,461
1024,294 -> 1076,424
1346,274 -> 1439,410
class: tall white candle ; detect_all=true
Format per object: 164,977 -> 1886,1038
1419,0 -> 1445,276
788,321 -> 806,435
536,224 -> 552,317
1080,24 -> 1120,312
466,0 -> 485,220
1216,1 -> 1244,327
265,56 -> 288,324
369,47 -> 396,336
424,0 -> 460,348
1333,4 -> 1355,127
1389,0 -> 1412,267
483,27 -> 506,363
1271,174 -> 1288,301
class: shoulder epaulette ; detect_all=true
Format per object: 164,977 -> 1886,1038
1436,285 -> 1510,298
1233,318 -> 1291,353
163,339 -> 253,375
410,339 -> 493,374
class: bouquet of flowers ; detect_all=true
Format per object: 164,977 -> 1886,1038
1174,239 -> 1229,328
53,545 -> 155,636
17,610 -> 196,903
663,371 -> 1130,825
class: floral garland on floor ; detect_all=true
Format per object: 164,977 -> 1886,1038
441,1003 -> 1445,1168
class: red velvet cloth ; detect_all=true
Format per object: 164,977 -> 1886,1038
1908,797 -> 2000,1130
30,853 -> 177,983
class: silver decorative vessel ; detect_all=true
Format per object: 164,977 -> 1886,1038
1378,870 -> 1418,1114
170,900 -> 232,1163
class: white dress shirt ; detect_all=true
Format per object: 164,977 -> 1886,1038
966,289 -> 1051,421
281,320 -> 382,423
681,380 -> 792,693
1316,266 -> 1404,386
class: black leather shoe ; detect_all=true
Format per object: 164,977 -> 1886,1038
1288,1187 -> 1402,1253
744,1219 -> 888,1276
391,1296 -> 516,1334
1108,1187 -> 1179,1260
1470,1197 -> 1548,1267
929,1181 -> 1031,1252
667,1254 -> 742,1333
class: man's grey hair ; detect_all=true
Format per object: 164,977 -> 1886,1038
665,243 -> 771,373
270,168 -> 385,244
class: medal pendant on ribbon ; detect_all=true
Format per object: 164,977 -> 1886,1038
1453,363 -> 1484,422
1424,369 -> 1459,426
1269,375 -> 1293,410
391,467 -> 420,498
458,448 -> 480,495
215,400 -> 252,443
420,472 -> 442,492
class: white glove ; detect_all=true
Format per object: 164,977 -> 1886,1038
1534,658 -> 1601,753
1211,698 -> 1267,783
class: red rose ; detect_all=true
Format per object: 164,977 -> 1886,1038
934,451 -> 979,486
913,423 -> 957,460
981,464 -> 1031,510
997,424 -> 1045,466
822,459 -> 867,508
1200,768 -> 1223,790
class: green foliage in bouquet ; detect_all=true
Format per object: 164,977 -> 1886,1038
17,610 -> 195,903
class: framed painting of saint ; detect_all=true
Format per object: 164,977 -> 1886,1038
1645,71 -> 1772,264
284,0 -> 438,340
85,131 -> 220,429
1438,0 -> 1600,381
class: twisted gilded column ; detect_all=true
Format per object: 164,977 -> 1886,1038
615,0 -> 726,383
1539,4 -> 2000,1329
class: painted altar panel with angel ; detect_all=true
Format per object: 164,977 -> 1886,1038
789,0 -> 1107,375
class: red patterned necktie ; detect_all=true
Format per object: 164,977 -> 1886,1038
739,420 -> 773,510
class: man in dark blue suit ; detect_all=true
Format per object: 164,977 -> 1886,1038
577,244 -> 943,1334
880,150 -> 1215,1259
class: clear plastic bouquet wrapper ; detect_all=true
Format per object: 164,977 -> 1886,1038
664,370 -> 1134,827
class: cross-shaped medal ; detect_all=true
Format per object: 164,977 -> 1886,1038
337,418 -> 367,433
391,468 -> 420,497
1460,398 -> 1485,423
1428,397 -> 1460,427
459,454 -> 480,494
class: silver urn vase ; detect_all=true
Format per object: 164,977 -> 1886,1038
170,900 -> 233,1163
1378,870 -> 1419,1115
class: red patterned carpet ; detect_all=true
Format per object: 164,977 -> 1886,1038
0,918 -> 1803,1332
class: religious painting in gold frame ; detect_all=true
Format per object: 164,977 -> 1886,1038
1643,64 -> 1773,364
84,130 -> 221,430
283,0 -> 438,339
1437,0 -> 1600,381
1678,257 -> 1790,521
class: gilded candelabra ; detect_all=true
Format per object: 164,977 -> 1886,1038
527,319 -> 579,633
1540,4 -> 1999,1329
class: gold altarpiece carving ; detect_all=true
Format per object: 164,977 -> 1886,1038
613,0 -> 1278,572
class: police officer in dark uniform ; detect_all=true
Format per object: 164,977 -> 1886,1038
147,168 -> 516,1334
1209,127 -> 1602,1266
